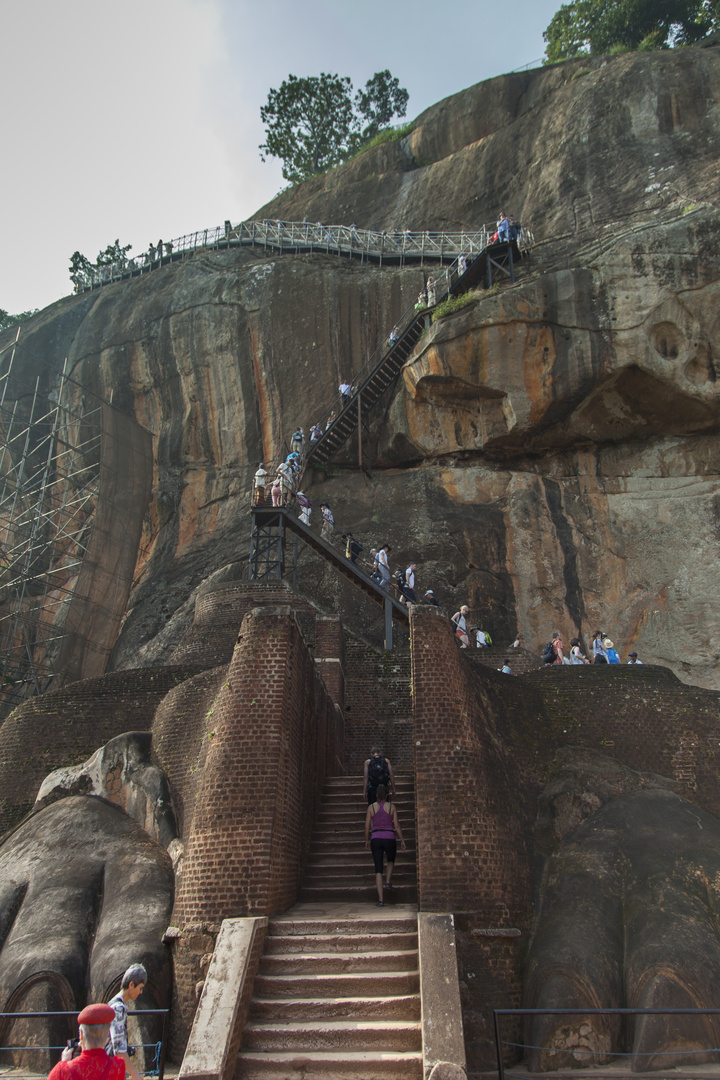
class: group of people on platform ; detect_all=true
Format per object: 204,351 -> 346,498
543,630 -> 642,666
448,607 -> 645,669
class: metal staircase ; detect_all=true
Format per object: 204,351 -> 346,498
249,507 -> 409,648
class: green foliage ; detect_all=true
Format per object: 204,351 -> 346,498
259,69 -> 409,184
69,238 -> 133,292
0,308 -> 39,332
543,0 -> 720,61
431,291 -> 480,322
96,239 -> 132,267
354,70 -> 409,142
359,120 -> 415,153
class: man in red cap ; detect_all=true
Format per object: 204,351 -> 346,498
48,1004 -> 125,1080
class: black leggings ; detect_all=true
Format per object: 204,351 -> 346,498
371,837 -> 397,873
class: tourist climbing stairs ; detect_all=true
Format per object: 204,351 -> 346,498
237,773 -> 421,1079
306,318 -> 427,468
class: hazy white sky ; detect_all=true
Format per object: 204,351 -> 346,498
1,0 -> 560,314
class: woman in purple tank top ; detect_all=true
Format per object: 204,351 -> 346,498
364,784 -> 406,906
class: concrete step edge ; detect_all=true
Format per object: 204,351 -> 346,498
244,1020 -> 421,1032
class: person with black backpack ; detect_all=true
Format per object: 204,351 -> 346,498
362,747 -> 396,804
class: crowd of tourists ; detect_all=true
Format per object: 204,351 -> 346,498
542,630 -> 641,666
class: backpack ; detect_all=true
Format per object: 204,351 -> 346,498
367,755 -> 390,788
485,632 -> 492,646
542,640 -> 556,664
395,569 -> 406,586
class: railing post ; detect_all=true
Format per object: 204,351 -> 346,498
493,1011 -> 505,1080
357,393 -> 362,470
384,597 -> 393,650
158,1009 -> 169,1080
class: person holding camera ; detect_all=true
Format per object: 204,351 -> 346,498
106,963 -> 147,1080
48,1003 -> 125,1080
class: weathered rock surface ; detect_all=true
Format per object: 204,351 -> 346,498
1,46 -> 719,683
35,731 -> 178,851
0,796 -> 173,1068
526,755 -> 720,1070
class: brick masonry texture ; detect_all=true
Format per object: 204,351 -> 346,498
169,605 -> 343,1054
0,665 -> 204,833
409,607 -> 720,1075
5,584 -> 720,1075
167,581 -> 322,669
343,636 -> 413,773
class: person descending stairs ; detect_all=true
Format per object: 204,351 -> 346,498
237,773 -> 420,1079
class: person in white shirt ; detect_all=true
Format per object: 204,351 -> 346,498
339,380 -> 352,408
451,605 -> 470,648
253,464 -> 268,506
404,564 -> 417,602
627,651 -> 643,664
376,544 -> 391,588
320,503 -> 334,538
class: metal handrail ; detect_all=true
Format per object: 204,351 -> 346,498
0,1007 -> 170,1080
74,218 -> 535,291
263,225 -> 534,491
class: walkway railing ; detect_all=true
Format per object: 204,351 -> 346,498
0,1007 -> 169,1079
74,219 -> 534,291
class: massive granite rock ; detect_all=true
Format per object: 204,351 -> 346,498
1,45 -> 719,683
526,752 -> 720,1071
0,796 -> 173,1070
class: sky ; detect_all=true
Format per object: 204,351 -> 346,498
1,0 -> 561,314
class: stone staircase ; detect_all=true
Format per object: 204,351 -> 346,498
237,774 -> 421,1078
300,774 -> 418,904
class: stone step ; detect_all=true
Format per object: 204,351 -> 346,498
249,994 -> 421,1022
321,790 -> 415,801
323,778 -> 415,788
310,838 -> 416,850
242,1018 -> 421,1051
311,825 -> 416,838
267,916 -> 418,937
259,949 -> 418,975
298,884 -> 418,903
315,810 -> 413,824
307,853 -> 415,867
316,803 -> 415,817
264,932 -> 418,953
301,876 -> 417,892
253,970 -> 420,998
236,1048 -> 423,1079
305,861 -> 417,874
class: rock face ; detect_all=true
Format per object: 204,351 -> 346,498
1,45 -> 720,682
0,796 -> 173,1069
526,752 -> 720,1070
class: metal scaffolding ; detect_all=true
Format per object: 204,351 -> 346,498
0,333 -> 104,706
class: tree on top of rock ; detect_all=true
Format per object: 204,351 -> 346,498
0,308 -> 38,332
259,70 -> 409,185
544,0 -> 720,61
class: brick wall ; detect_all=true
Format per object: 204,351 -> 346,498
522,664 -> 720,814
313,615 -> 344,704
410,608 -> 548,1075
152,666 -> 229,842
342,637 -> 413,774
167,581 -> 322,669
410,609 -> 720,1075
169,605 -> 343,1053
465,645 -> 543,675
0,665 -> 203,835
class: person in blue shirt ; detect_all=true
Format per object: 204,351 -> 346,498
605,638 -> 620,663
